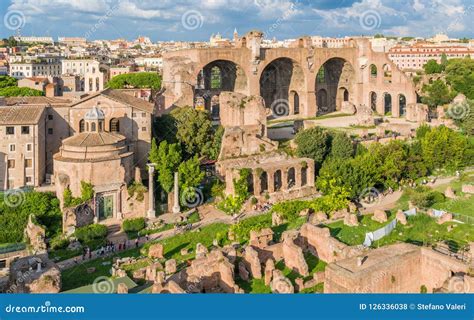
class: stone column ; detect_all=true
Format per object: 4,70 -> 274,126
307,163 -> 315,187
253,170 -> 261,196
281,169 -> 289,191
295,166 -> 302,188
147,164 -> 155,219
268,170 -> 275,194
172,172 -> 180,214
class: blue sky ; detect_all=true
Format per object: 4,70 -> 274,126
0,0 -> 473,41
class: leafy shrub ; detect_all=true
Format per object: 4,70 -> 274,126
408,186 -> 446,208
122,218 -> 146,233
74,224 -> 107,243
229,214 -> 272,243
49,235 -> 69,250
127,181 -> 147,202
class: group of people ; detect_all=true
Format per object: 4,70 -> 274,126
252,202 -> 272,212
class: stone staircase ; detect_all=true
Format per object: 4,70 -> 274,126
104,220 -> 127,243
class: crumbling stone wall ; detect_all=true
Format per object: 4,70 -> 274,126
299,223 -> 362,263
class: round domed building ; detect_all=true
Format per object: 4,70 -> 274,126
54,105 -> 135,221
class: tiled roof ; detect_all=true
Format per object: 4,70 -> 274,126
63,132 -> 125,147
0,105 -> 45,125
69,88 -> 154,114
5,96 -> 71,106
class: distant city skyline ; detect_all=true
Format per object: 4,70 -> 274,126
1,0 -> 473,41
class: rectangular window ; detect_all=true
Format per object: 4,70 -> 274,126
48,128 -> 53,134
142,127 -> 147,132
6,127 -> 14,135
26,143 -> 32,151
141,112 -> 146,117
25,159 -> 32,168
132,113 -> 137,118
7,160 -> 15,169
9,144 -> 15,152
48,114 -> 53,120
21,126 -> 30,134
25,176 -> 32,183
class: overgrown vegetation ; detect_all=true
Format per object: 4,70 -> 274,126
0,191 -> 61,244
63,181 -> 95,208
107,72 -> 161,90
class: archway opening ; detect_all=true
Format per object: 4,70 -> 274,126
384,93 -> 392,115
383,64 -> 392,83
370,92 -> 377,111
260,172 -> 268,194
247,171 -> 254,194
195,60 -> 247,118
288,167 -> 295,188
399,94 -> 406,117
370,64 -> 378,80
260,58 -> 304,116
315,58 -> 355,115
274,170 -> 282,192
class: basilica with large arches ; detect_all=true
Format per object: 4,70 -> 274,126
160,31 -> 417,118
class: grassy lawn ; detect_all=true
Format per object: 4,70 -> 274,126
268,112 -> 352,125
323,213 -> 393,246
142,223 -> 230,263
61,247 -> 141,291
375,214 -> 474,250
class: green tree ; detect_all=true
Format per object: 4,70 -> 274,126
421,79 -> 455,107
424,59 -> 444,74
149,140 -> 182,193
171,106 -> 214,158
295,127 -> 330,166
0,75 -> 17,88
329,132 -> 354,159
0,87 -> 44,97
107,72 -> 161,90
178,155 -> 205,203
421,125 -> 468,170
445,57 -> 474,99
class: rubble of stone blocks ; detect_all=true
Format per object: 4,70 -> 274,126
7,254 -> 61,293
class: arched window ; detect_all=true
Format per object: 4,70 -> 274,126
274,170 -> 282,192
288,167 -> 295,188
384,93 -> 392,115
260,171 -> 268,194
343,89 -> 349,101
91,122 -> 96,132
210,66 -> 222,89
370,64 -> 378,78
399,94 -> 406,117
79,119 -> 85,133
370,92 -> 377,111
110,118 -> 120,132
294,92 -> 300,115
